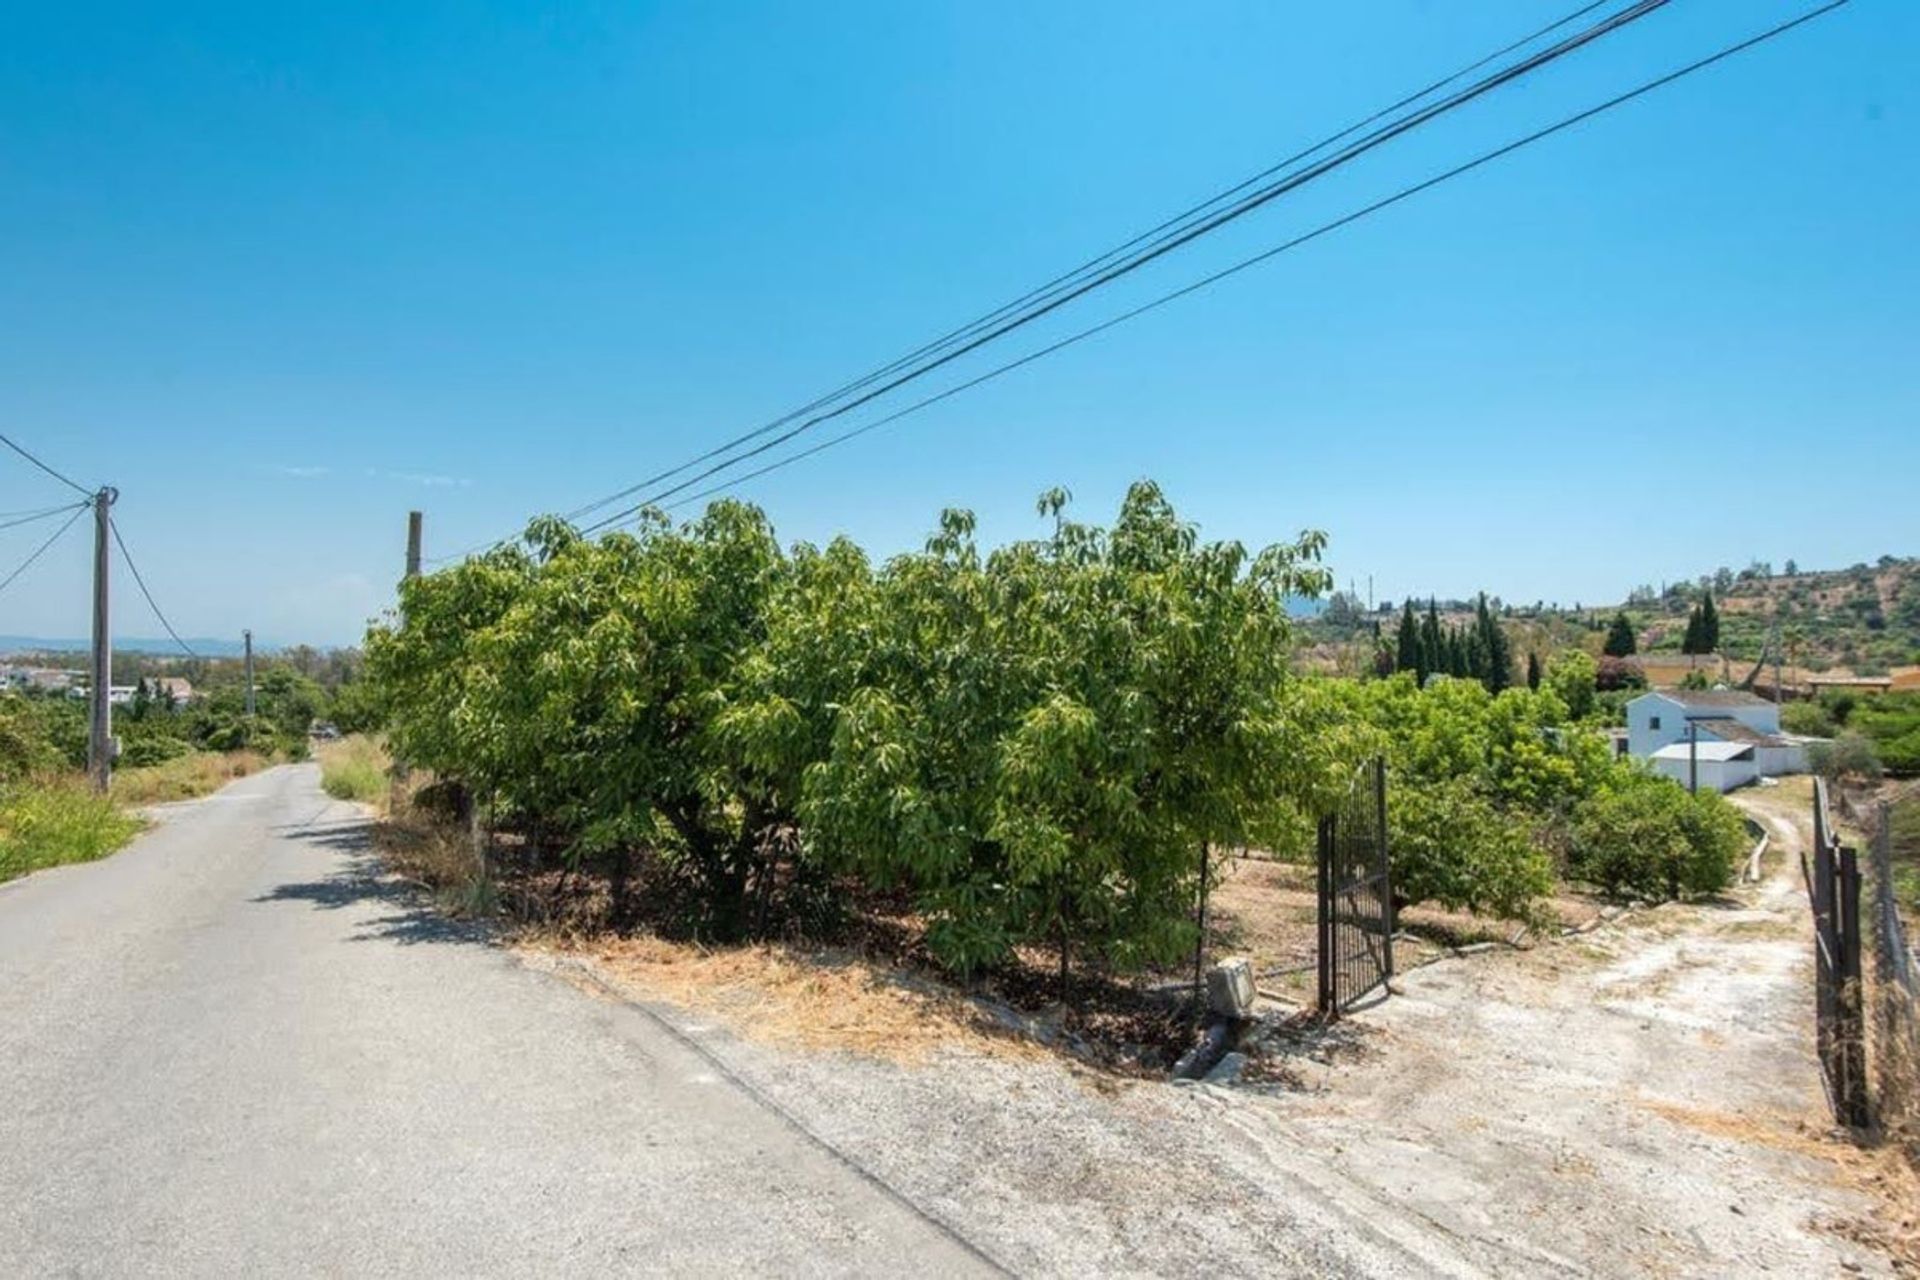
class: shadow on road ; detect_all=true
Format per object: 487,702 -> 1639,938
254,814 -> 490,948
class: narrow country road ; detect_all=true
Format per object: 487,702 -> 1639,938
0,764 -> 998,1277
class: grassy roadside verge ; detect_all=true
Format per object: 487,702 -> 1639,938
1,749 -> 280,887
318,734 -> 390,807
110,749 -> 273,805
0,779 -> 144,885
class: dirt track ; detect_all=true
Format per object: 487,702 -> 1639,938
1198,776 -> 1894,1276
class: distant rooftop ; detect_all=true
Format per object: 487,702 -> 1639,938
1690,716 -> 1787,748
1640,688 -> 1772,709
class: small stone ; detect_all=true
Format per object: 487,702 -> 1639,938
1203,1051 -> 1248,1085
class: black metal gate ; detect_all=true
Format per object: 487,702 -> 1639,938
1318,758 -> 1393,1017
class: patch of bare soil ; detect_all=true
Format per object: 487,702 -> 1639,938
1208,854 -> 1606,1007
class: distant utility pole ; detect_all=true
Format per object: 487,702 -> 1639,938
243,629 -> 256,717
1688,722 -> 1699,796
87,487 -> 117,793
405,510 -> 423,580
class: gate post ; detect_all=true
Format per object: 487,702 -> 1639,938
1375,758 -> 1394,981
1316,813 -> 1334,1016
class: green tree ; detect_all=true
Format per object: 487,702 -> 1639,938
1396,599 -> 1422,683
1420,600 -> 1443,685
1547,650 -> 1598,721
1526,651 -> 1542,691
1604,613 -> 1637,658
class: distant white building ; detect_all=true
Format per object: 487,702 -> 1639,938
1625,688 -> 1809,787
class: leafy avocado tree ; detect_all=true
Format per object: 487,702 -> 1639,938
800,483 -> 1335,978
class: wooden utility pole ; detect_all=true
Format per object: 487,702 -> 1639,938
1688,721 -> 1699,795
405,510 -> 423,580
243,629 -> 256,717
393,512 -> 423,799
87,487 -> 117,793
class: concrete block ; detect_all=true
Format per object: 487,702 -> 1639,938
1207,957 -> 1256,1019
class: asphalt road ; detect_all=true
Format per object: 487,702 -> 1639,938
0,764 -> 997,1277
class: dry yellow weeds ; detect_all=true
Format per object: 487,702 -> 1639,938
524,933 -> 1045,1066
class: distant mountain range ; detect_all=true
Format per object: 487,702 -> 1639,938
0,636 -> 263,659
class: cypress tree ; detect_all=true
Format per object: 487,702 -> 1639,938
1682,604 -> 1704,655
1526,651 -> 1542,691
1396,600 -> 1421,680
1604,612 -> 1638,658
1420,599 -> 1443,685
1475,592 -> 1511,693
1700,589 -> 1720,653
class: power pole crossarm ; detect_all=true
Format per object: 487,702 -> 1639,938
88,487 -> 118,792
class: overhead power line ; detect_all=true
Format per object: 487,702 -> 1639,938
652,0 -> 1851,513
559,0 -> 1623,529
0,500 -> 89,533
0,430 -> 92,498
424,0 -> 1660,564
109,518 -> 202,659
0,501 -> 89,600
580,0 -> 1673,533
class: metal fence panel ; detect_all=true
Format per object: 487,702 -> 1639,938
1317,759 -> 1393,1017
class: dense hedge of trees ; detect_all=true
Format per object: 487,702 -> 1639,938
368,484 -> 1346,974
366,484 -> 1753,970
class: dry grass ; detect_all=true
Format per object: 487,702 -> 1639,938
110,750 -> 270,805
318,734 -> 390,808
370,809 -> 493,915
525,932 -> 1043,1065
1641,1098 -> 1920,1273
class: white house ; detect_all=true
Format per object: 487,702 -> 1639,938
1624,688 -> 1808,779
1649,740 -> 1760,793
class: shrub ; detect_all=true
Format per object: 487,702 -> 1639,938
1568,771 -> 1746,900
1780,700 -> 1836,737
1595,655 -> 1646,691
0,701 -> 65,783
1388,778 -> 1552,920
1809,732 -> 1883,782
118,734 -> 193,768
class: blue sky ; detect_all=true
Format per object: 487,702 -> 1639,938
0,1 -> 1912,646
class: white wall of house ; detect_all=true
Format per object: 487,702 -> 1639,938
1756,741 -> 1808,776
1625,692 -> 1782,758
1649,745 -> 1759,793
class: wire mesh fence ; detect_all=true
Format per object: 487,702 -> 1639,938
1864,798 -> 1920,1133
